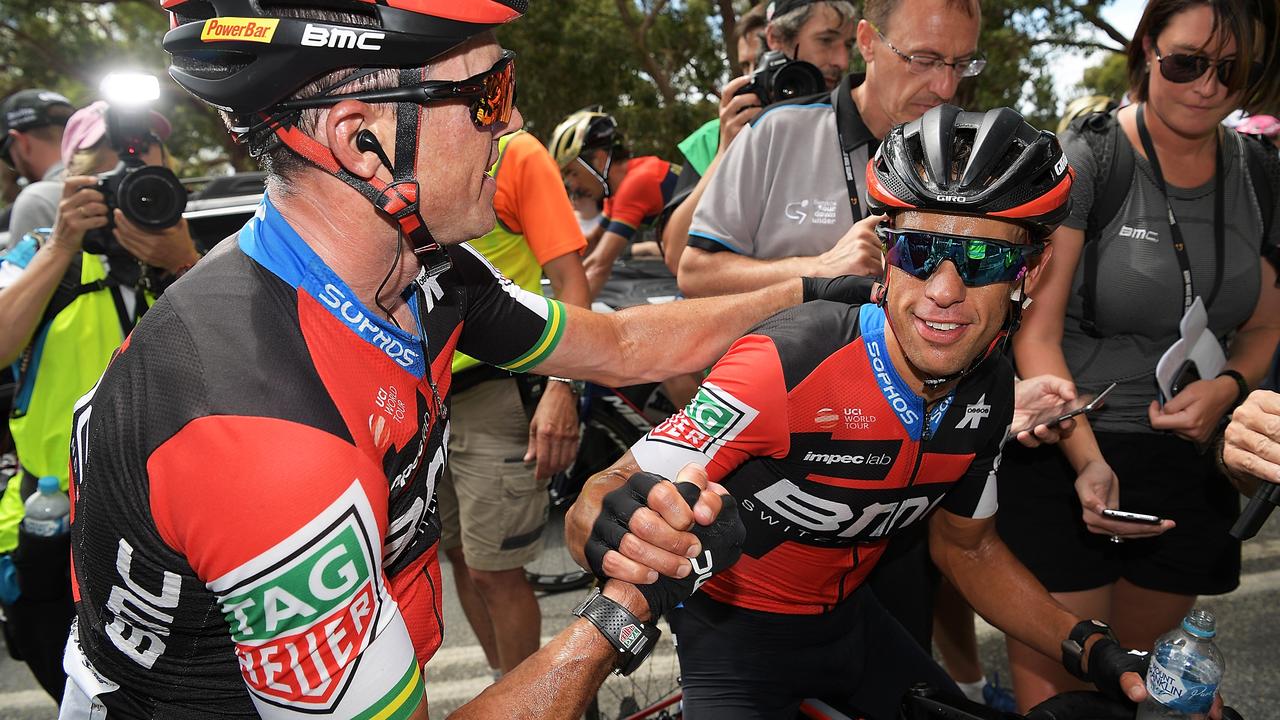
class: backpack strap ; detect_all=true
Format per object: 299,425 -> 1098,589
1071,109 -> 1134,337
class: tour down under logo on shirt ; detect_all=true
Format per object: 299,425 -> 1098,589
210,482 -> 386,713
648,382 -> 759,458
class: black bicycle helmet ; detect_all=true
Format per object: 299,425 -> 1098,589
163,0 -> 526,114
866,104 -> 1073,239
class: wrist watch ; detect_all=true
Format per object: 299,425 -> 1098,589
573,588 -> 660,676
1216,370 -> 1248,409
1061,618 -> 1116,680
548,376 -> 584,396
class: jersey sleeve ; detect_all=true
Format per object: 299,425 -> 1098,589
1060,129 -> 1097,232
939,366 -> 1015,520
687,120 -> 767,255
501,133 -> 587,264
452,243 -> 565,373
630,333 -> 791,484
600,159 -> 667,242
147,418 -> 426,719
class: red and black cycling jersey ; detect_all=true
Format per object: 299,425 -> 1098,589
631,302 -> 1012,615
65,197 -> 566,718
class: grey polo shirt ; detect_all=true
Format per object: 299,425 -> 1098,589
688,73 -> 877,259
6,162 -> 65,250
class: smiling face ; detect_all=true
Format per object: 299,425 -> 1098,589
883,210 -> 1042,388
1143,4 -> 1246,138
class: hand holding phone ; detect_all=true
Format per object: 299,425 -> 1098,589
1012,382 -> 1117,435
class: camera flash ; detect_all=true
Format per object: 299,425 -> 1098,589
101,73 -> 161,107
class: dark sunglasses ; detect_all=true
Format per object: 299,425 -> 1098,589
1153,44 -> 1261,88
276,50 -> 517,129
879,227 -> 1044,287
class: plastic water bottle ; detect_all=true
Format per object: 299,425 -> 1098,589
1136,609 -> 1225,720
21,476 -> 70,538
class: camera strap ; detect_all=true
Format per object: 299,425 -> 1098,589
1135,103 -> 1225,315
832,75 -> 875,222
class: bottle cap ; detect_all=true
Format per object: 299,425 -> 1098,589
37,476 -> 60,494
1182,609 -> 1216,639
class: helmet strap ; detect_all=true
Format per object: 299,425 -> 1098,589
262,65 -> 452,279
576,146 -> 613,199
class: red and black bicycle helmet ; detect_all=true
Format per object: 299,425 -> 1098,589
162,0 -> 525,114
866,104 -> 1073,239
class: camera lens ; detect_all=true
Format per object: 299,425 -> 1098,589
771,61 -> 825,102
116,166 -> 188,229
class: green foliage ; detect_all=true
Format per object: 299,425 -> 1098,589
1079,52 -> 1129,101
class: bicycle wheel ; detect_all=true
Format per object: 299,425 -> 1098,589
525,497 -> 594,593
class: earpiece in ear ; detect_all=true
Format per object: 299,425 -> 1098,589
356,129 -> 394,173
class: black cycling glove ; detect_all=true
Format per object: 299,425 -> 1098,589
1086,637 -> 1150,704
583,471 -> 745,619
801,274 -> 879,305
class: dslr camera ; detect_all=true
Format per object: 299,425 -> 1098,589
733,50 -> 826,107
83,103 -> 187,256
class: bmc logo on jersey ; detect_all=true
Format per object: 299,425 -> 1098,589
648,382 -> 759,458
212,484 -> 382,712
1119,225 -> 1159,242
748,479 -> 944,541
300,24 -> 384,50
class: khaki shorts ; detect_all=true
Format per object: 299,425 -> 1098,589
438,377 -> 550,572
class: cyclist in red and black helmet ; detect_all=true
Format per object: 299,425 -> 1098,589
568,105 -> 1168,719
61,2 -> 879,718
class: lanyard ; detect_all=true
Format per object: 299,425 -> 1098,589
833,85 -> 872,222
1135,103 -> 1225,314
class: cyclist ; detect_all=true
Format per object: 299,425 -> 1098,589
62,3 -> 871,718
662,0 -> 856,273
550,109 -> 680,298
569,105 -> 1156,719
438,128 -> 590,678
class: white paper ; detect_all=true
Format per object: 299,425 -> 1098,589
1155,297 -> 1227,404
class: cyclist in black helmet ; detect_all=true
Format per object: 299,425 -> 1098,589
61,2 -> 875,718
569,105 -> 1171,720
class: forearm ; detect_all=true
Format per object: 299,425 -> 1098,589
450,581 -> 643,719
930,524 -> 1077,661
662,156 -> 722,275
1013,328 -> 1103,471
678,250 -> 816,299
1226,325 -> 1280,386
0,242 -> 77,365
584,233 -> 627,299
546,279 -> 801,387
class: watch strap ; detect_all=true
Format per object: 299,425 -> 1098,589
1061,619 -> 1116,681
573,588 -> 660,676
1217,369 -> 1248,409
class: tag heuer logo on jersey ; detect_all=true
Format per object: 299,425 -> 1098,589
955,394 -> 991,430
649,383 -> 759,457
212,483 -> 382,712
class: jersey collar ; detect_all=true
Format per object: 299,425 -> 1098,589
858,304 -> 953,441
238,195 -> 427,378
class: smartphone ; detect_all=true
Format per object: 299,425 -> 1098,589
1013,382 -> 1117,435
1101,508 -> 1164,525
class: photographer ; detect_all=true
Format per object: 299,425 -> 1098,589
0,99 -> 196,700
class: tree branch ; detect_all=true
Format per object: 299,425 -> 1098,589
1073,1 -> 1131,50
613,0 -> 677,105
0,22 -> 95,86
716,0 -> 737,76
1033,37 -> 1125,53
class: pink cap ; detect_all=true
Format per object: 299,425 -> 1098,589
1236,115 -> 1280,138
60,100 -> 172,168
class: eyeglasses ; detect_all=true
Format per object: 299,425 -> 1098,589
869,23 -> 985,78
275,51 -> 517,129
1152,44 -> 1260,88
879,227 -> 1043,286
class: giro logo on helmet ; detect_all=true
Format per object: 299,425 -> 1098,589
200,17 -> 279,43
935,194 -> 969,203
299,24 -> 385,51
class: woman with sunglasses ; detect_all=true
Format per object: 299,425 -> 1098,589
997,0 -> 1280,711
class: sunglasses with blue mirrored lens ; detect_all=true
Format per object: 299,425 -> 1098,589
879,227 -> 1044,287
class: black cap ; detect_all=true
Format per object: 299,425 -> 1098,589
766,0 -> 821,21
0,89 -> 74,135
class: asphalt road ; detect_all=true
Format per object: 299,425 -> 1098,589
4,520 -> 1278,719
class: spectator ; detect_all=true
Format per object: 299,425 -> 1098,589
998,0 -> 1280,710
675,0 -> 986,657
438,129 -> 590,677
1222,389 -> 1280,493
661,0 -> 853,273
549,109 -> 681,298
0,100 -> 198,700
1,89 -> 74,249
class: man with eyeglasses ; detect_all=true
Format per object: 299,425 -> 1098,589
676,0 -> 985,654
568,105 -> 1164,719
61,2 -> 877,718
1,89 -> 75,250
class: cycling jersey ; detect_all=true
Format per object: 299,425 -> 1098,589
599,155 -> 681,242
630,302 -> 1012,615
64,196 -> 566,718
